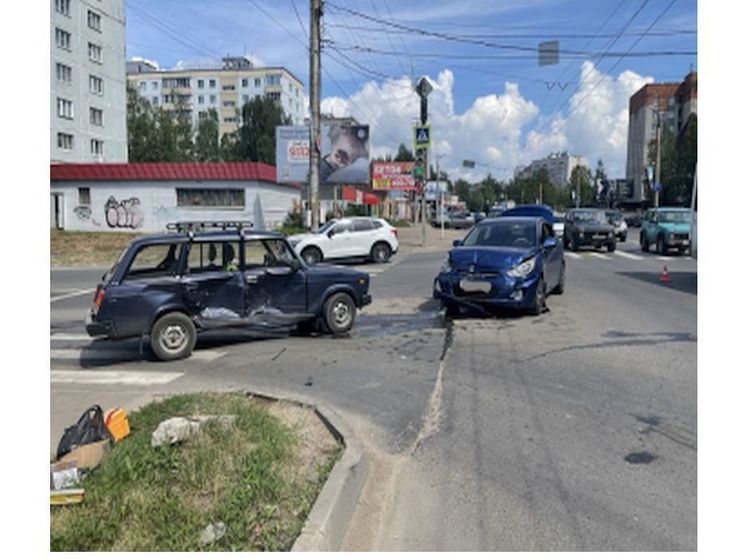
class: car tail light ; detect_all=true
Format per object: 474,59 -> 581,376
391,227 -> 398,239
93,287 -> 105,311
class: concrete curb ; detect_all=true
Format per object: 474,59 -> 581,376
241,389 -> 368,552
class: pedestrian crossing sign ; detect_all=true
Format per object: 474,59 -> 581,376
414,125 -> 431,148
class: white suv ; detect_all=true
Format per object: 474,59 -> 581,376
288,217 -> 399,265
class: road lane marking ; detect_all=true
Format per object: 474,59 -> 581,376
588,253 -> 611,260
51,348 -> 226,362
656,256 -> 673,261
615,250 -> 643,260
50,288 -> 95,303
51,369 -> 183,386
565,252 -> 582,260
51,333 -> 93,342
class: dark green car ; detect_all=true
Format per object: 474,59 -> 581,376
639,207 -> 692,255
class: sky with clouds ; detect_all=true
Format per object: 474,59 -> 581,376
125,0 -> 697,181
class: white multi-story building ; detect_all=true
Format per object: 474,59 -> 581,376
126,56 -> 306,138
51,0 -> 128,163
515,152 -> 588,188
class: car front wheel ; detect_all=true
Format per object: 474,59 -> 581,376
656,236 -> 668,255
150,312 -> 196,361
323,292 -> 356,335
529,276 -> 546,316
641,233 -> 649,252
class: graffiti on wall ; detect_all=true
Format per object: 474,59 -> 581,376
73,206 -> 92,221
105,196 -> 144,229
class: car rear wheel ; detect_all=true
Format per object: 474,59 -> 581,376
656,236 -> 667,255
607,240 -> 616,252
570,235 -> 579,252
323,292 -> 356,335
301,246 -> 323,265
371,242 -> 392,263
529,276 -> 546,316
150,312 -> 196,361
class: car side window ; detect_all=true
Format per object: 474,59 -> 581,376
542,222 -> 554,240
372,220 -> 383,229
186,241 -> 240,274
243,239 -> 299,269
123,242 -> 184,282
352,219 -> 374,232
333,222 -> 353,234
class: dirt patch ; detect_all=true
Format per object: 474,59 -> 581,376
265,401 -> 339,483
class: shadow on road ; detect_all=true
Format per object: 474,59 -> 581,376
616,271 -> 697,295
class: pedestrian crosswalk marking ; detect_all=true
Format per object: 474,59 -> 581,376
51,369 -> 183,386
615,250 -> 643,260
51,333 -> 93,342
51,348 -> 225,362
565,252 -> 582,260
589,253 -> 611,260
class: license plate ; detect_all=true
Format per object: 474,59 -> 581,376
593,234 -> 607,240
459,279 -> 492,293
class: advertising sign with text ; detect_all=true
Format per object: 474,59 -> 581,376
371,162 -> 416,191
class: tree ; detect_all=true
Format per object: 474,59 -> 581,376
194,109 -> 220,162
126,85 -> 158,162
394,143 -> 414,162
231,96 -> 291,164
650,114 -> 697,206
569,164 -> 594,206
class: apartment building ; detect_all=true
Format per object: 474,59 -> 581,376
515,152 -> 589,188
625,71 -> 697,203
126,56 -> 306,138
51,0 -> 128,162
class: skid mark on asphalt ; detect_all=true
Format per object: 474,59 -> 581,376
51,369 -> 183,385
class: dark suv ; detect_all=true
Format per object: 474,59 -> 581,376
563,208 -> 616,252
86,222 -> 372,361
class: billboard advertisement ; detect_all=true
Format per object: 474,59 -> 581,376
275,121 -> 370,185
371,161 -> 416,191
275,126 -> 309,184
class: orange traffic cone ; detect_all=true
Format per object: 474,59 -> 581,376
659,266 -> 670,283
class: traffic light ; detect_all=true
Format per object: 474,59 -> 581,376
414,148 -> 426,179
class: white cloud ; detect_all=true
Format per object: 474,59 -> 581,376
320,61 -> 655,182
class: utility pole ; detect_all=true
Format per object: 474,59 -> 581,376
309,0 -> 322,230
654,109 -> 662,208
436,154 -> 444,239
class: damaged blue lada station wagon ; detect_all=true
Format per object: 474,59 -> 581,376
86,222 -> 372,361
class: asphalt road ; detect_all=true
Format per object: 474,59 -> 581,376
50,230 -> 697,550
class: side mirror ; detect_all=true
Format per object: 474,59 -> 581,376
452,239 -> 463,247
327,230 -> 335,238
543,237 -> 558,249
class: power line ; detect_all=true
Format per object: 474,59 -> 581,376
290,0 -> 308,40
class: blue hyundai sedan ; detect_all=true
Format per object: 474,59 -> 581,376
433,216 -> 565,315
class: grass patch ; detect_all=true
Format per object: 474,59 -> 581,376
51,230 -> 142,267
50,393 -> 341,551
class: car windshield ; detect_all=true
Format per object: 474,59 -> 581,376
658,211 -> 691,223
462,221 -> 536,248
315,220 -> 337,234
572,210 -> 605,223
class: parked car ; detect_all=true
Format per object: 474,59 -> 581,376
497,204 -> 564,238
287,217 -> 399,265
432,210 -> 475,229
86,222 -> 372,361
605,209 -> 628,242
471,211 -> 486,223
433,216 -> 565,316
563,208 -> 616,252
552,213 -> 565,238
639,207 -> 692,255
624,213 -> 642,228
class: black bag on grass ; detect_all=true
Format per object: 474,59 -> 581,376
56,405 -> 113,460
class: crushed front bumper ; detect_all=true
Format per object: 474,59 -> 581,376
433,271 -> 540,311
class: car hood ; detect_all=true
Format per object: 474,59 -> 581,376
288,233 -> 319,244
658,222 -> 690,234
448,246 -> 537,273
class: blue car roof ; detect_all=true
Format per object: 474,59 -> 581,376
499,204 -> 554,224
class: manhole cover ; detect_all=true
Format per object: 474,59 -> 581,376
624,451 -> 656,464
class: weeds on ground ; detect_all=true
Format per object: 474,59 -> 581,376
50,393 -> 341,551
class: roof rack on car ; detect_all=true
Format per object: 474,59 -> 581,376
166,221 -> 254,239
